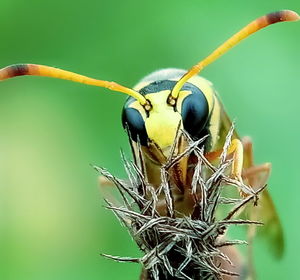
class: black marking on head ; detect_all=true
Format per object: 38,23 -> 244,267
10,64 -> 29,77
139,80 -> 177,95
138,80 -> 205,99
181,88 -> 209,141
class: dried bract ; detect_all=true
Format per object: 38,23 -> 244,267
95,128 -> 265,280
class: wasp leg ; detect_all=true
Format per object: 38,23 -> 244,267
98,175 -> 124,209
206,139 -> 245,185
99,175 -> 115,187
205,138 -> 244,184
241,136 -> 254,166
226,138 -> 244,184
242,163 -> 271,187
241,137 -> 272,280
227,138 -> 271,198
242,163 -> 271,280
242,136 -> 271,191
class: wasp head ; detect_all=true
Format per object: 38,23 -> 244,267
122,71 -> 210,158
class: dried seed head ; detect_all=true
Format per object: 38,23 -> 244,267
96,127 -> 265,280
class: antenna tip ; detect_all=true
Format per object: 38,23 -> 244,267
283,10 -> 300,21
267,10 -> 300,23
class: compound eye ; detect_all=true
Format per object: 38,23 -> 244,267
181,91 -> 209,140
122,102 -> 148,146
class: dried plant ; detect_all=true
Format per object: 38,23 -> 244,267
95,127 -> 265,280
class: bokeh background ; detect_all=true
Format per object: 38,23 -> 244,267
0,0 -> 299,279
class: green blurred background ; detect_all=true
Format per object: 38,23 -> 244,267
0,0 -> 299,279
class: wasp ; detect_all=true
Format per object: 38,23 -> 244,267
0,10 -> 299,258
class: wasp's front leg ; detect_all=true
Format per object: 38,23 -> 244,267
226,138 -> 244,184
206,138 -> 246,192
225,137 -> 272,198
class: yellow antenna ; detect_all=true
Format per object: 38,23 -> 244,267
0,64 -> 148,106
170,10 -> 300,101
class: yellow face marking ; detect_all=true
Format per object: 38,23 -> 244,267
144,90 -> 183,151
